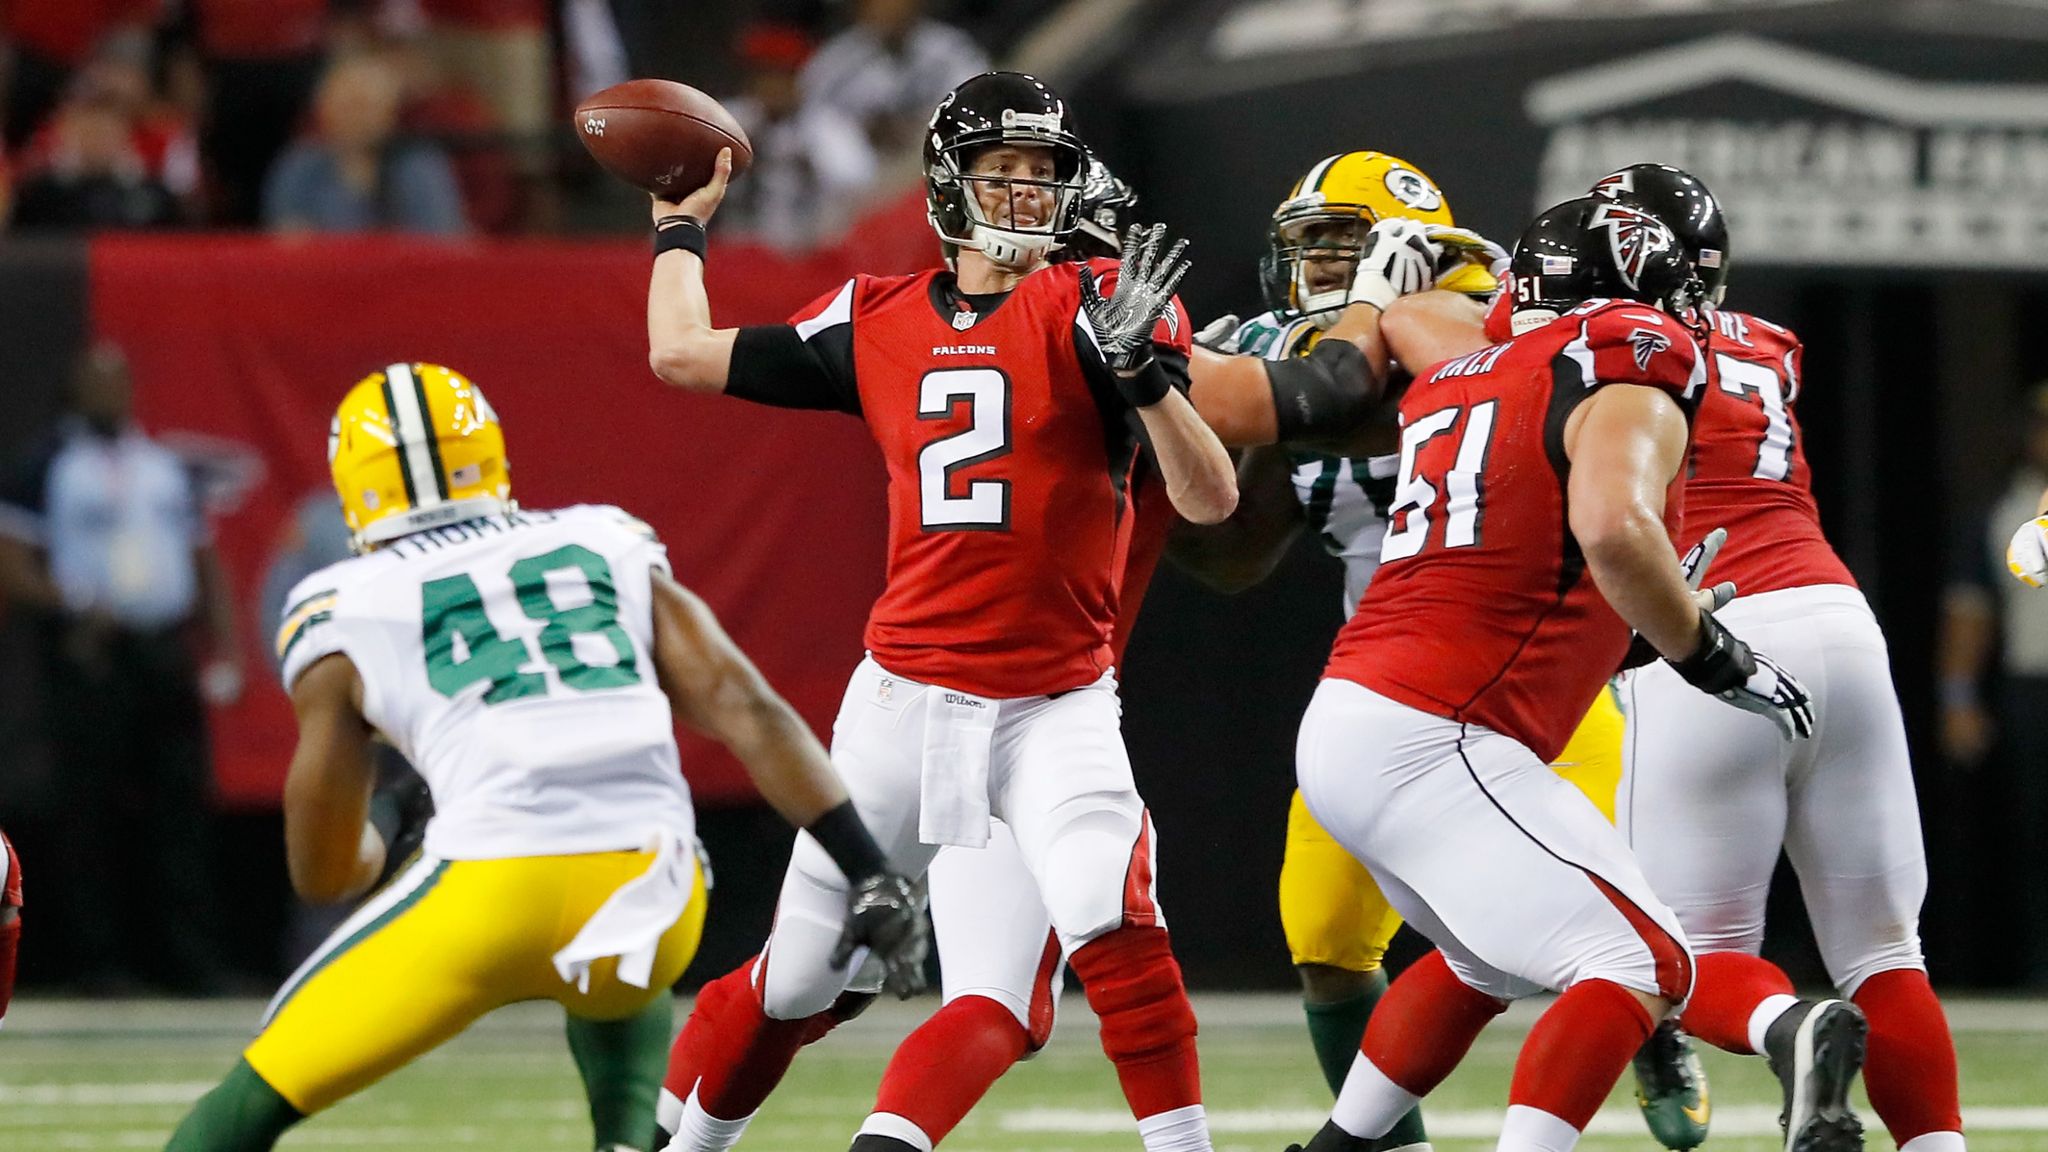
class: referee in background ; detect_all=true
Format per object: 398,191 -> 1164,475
0,342 -> 244,994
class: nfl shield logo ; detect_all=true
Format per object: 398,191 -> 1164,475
952,310 -> 976,330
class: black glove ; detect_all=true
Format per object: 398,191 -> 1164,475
829,872 -> 929,999
1668,610 -> 1817,739
366,761 -> 433,890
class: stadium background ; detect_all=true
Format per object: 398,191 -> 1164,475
3,0 -> 2048,1009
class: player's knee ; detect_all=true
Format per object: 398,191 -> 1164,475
1829,940 -> 1925,999
1296,963 -> 1374,1004
1068,926 -> 1196,1062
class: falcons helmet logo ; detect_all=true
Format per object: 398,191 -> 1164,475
1627,326 -> 1673,372
1590,203 -> 1673,292
1590,170 -> 1634,200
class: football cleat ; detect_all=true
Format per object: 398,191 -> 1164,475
1633,1020 -> 1712,1150
1763,999 -> 1868,1152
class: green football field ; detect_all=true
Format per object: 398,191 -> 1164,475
4,993 -> 2045,1151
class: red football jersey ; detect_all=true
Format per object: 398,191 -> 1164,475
782,261 -> 1191,698
1327,300 -> 1706,760
1,828 -> 18,908
1681,310 -> 1855,595
1108,463 -> 1177,667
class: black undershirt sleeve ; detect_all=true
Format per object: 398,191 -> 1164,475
725,324 -> 862,415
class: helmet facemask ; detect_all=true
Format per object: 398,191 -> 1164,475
928,129 -> 1083,270
1267,198 -> 1377,329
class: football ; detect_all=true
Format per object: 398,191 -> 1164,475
573,79 -> 753,198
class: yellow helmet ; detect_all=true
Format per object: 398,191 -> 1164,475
329,363 -> 511,551
1262,150 -> 1459,327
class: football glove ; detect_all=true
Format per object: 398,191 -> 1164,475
1345,218 -> 1440,312
1192,312 -> 1241,352
2007,515 -> 2048,587
1620,528 -> 1734,671
830,872 -> 930,1000
1424,223 -> 1511,278
1080,222 -> 1191,375
1669,610 -> 1817,740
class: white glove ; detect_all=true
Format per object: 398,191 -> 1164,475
1680,526 -> 1736,613
1346,219 -> 1440,312
1720,649 -> 1818,740
2008,515 -> 2048,587
1423,224 -> 1511,278
1193,312 -> 1240,352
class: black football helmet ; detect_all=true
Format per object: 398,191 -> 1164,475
1507,196 -> 1706,338
1589,163 -> 1731,303
1060,153 -> 1139,261
923,71 -> 1087,269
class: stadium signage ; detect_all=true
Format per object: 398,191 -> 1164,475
1210,0 -> 1830,59
1529,35 -> 2048,269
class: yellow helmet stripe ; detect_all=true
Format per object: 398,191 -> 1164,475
382,363 -> 447,504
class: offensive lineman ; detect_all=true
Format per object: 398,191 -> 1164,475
644,72 -> 1237,1152
163,365 -> 923,1152
1165,154 -> 1628,1152
1384,166 -> 1965,1152
1285,198 -> 1816,1152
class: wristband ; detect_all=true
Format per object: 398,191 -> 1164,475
1667,610 -> 1753,694
654,215 -> 707,260
807,799 -> 887,882
1116,357 -> 1173,408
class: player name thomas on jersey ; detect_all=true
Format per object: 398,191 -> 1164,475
723,260 -> 1193,699
275,504 -> 695,861
1327,300 -> 1707,761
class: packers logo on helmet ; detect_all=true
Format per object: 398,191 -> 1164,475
329,363 -> 511,551
1261,151 -> 1457,328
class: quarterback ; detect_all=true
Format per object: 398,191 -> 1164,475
644,71 -> 1236,1152
163,365 -> 923,1152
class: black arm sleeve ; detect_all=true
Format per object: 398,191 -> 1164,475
1265,338 -> 1375,443
724,325 -> 862,415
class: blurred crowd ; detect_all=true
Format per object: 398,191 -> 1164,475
0,0 -> 1011,248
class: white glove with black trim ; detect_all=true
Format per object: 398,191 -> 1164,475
1345,218 -> 1440,312
1668,610 -> 1817,740
1080,222 -> 1191,372
2007,515 -> 2048,587
1620,528 -> 1734,672
1192,312 -> 1241,352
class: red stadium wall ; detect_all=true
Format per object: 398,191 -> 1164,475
86,191 -> 937,807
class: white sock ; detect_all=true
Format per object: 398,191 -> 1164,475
1496,1103 -> 1580,1152
1901,1133 -> 1968,1152
1136,1104 -> 1212,1152
857,1112 -> 935,1152
664,1086 -> 755,1152
1747,993 -> 1802,1054
1330,1052 -> 1418,1141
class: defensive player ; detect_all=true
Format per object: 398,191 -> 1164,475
163,365 -> 923,1152
0,829 -> 18,1027
644,71 -> 1236,1152
1285,197 -> 1816,1152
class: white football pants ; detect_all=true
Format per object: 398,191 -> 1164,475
1297,679 -> 1693,1002
1618,583 -> 1927,995
755,656 -> 1156,1020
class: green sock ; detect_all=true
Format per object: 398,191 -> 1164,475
163,1059 -> 303,1152
1302,971 -> 1428,1149
566,997 -> 675,1151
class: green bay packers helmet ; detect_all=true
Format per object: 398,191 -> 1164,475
1261,151 -> 1456,327
330,363 -> 511,552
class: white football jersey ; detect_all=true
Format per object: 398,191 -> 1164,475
1226,310 -> 1397,618
276,505 -> 694,861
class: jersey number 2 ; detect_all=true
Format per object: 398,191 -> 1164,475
1381,400 -> 1498,562
917,368 -> 1011,530
421,544 -> 640,704
1715,353 -> 1794,481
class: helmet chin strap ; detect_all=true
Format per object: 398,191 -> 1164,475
971,222 -> 1055,269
